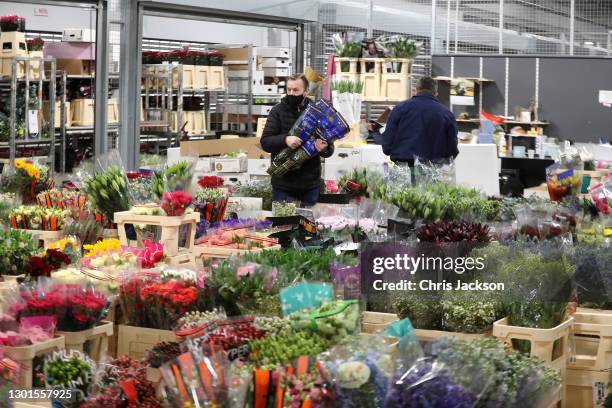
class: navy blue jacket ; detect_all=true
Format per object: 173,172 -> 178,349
379,92 -> 459,162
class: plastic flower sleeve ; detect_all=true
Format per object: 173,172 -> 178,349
286,299 -> 360,342
81,149 -> 132,222
319,334 -> 394,408
413,156 -> 456,186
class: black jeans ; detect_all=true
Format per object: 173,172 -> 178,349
272,186 -> 320,207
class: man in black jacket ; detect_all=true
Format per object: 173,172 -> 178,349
261,74 -> 334,206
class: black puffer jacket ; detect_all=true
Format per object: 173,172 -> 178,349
260,96 -> 334,192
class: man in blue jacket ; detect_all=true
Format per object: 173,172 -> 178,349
375,76 -> 459,166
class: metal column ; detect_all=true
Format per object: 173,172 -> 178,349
295,25 -> 305,74
430,0 -> 437,56
94,0 -> 109,165
569,0 -> 575,55
119,0 -> 142,170
498,0 -> 504,54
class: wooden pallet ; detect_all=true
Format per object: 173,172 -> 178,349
2,336 -> 65,388
361,311 -> 399,334
58,321 -> 113,363
114,211 -> 200,257
571,308 -> 612,371
116,324 -> 176,360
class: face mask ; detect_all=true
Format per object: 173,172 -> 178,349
286,94 -> 304,108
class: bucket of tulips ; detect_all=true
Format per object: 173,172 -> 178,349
161,191 -> 192,216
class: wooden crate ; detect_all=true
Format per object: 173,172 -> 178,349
0,31 -> 27,78
193,65 -> 208,89
567,368 -> 610,408
335,122 -> 363,148
571,308 -> 612,371
56,59 -> 94,76
256,117 -> 268,138
57,321 -> 113,363
114,211 -> 200,257
360,58 -> 383,100
116,324 -> 176,360
108,98 -> 119,124
415,328 -> 491,342
194,243 -> 281,263
43,101 -> 71,128
71,98 -> 95,126
187,110 -> 206,135
381,58 -> 413,101
172,64 -> 195,89
166,250 -> 196,267
493,317 -> 573,407
20,229 -> 64,249
28,50 -> 44,80
2,336 -> 65,388
207,66 -> 225,89
361,311 -> 399,334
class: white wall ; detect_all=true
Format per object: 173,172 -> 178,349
143,16 -> 269,45
0,2 -> 96,32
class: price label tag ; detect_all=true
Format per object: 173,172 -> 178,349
28,109 -> 39,137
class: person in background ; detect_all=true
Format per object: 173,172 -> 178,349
261,74 -> 334,207
371,76 -> 459,167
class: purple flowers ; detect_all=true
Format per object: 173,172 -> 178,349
385,362 -> 476,408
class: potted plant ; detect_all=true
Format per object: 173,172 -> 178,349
194,50 -> 209,66
208,50 -> 223,66
26,37 -> 44,52
0,15 -> 26,32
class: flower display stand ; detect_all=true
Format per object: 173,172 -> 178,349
334,57 -> 360,83
381,58 -> 413,101
206,66 -> 225,90
2,336 -> 65,388
360,58 -> 383,101
566,368 -> 610,408
114,211 -> 200,257
116,324 -> 177,360
361,311 -> 399,334
70,98 -> 95,126
570,308 -> 612,371
493,317 -> 574,408
22,229 -> 64,249
57,320 -> 113,363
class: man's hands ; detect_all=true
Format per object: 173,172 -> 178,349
285,136 -> 302,149
314,139 -> 328,153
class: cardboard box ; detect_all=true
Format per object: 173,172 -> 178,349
57,59 -> 94,75
181,138 -> 269,159
248,158 -> 270,176
194,157 -> 213,173
253,84 -> 279,95
222,104 -> 274,116
262,58 -> 290,68
256,117 -> 268,139
62,28 -> 95,42
228,196 -> 263,211
263,67 -> 290,77
116,325 -> 176,360
214,156 -> 247,173
250,174 -> 270,182
257,47 -> 290,58
220,172 -> 249,186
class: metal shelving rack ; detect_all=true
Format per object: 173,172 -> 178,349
2,56 -> 57,174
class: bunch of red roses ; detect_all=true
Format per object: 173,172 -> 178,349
23,249 -> 71,281
161,191 -> 192,216
197,175 -> 224,189
119,275 -> 217,330
10,283 -> 107,332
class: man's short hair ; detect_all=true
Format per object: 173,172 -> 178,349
288,74 -> 309,90
416,76 -> 437,93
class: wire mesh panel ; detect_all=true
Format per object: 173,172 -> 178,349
574,0 -> 612,56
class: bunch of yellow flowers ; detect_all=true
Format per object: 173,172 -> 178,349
15,159 -> 41,180
48,236 -> 80,252
83,238 -> 121,257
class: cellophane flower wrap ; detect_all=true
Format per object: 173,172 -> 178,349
151,159 -> 196,200
83,356 -> 161,408
267,99 -> 349,177
118,271 -> 218,330
161,191 -> 192,216
193,187 -> 229,237
319,334 -> 394,408
9,280 -> 108,332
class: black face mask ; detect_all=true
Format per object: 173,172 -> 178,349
286,94 -> 304,109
